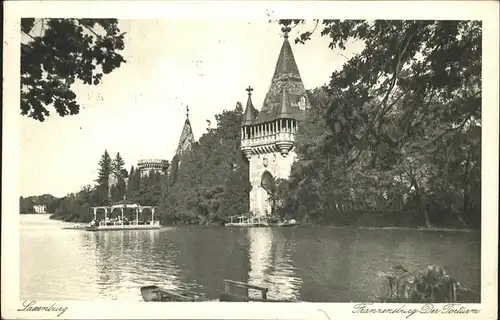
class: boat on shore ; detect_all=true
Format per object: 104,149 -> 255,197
84,200 -> 161,231
141,279 -> 294,302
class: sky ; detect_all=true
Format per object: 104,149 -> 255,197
20,20 -> 364,197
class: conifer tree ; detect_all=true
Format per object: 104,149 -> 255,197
126,166 -> 135,198
96,149 -> 112,203
112,152 -> 125,176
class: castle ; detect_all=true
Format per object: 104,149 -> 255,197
109,27 -> 307,215
137,106 -> 195,177
240,28 -> 310,217
108,106 -> 195,195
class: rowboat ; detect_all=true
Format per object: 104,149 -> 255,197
141,280 -> 294,302
140,285 -> 207,302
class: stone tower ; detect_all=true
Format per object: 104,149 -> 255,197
240,28 -> 310,217
137,159 -> 169,178
176,105 -> 195,156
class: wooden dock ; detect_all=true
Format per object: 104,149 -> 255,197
225,215 -> 268,227
225,215 -> 298,228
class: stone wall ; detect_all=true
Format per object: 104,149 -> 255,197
248,149 -> 297,217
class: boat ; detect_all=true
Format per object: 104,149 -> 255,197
141,280 -> 294,302
85,201 -> 161,231
62,223 -> 88,230
140,285 -> 207,302
85,220 -> 160,231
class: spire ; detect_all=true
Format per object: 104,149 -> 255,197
242,86 -> 258,126
253,29 -> 310,124
176,105 -> 195,155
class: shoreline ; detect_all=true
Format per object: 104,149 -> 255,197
46,214 -> 479,233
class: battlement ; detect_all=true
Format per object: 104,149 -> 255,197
137,159 -> 169,171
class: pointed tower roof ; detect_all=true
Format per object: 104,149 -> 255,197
276,88 -> 293,119
242,86 -> 258,126
176,105 -> 195,155
254,27 -> 310,124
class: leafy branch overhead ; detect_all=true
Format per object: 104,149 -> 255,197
21,18 -> 126,121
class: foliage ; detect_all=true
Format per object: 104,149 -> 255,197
110,176 -> 127,202
20,194 -> 60,214
112,152 -> 126,175
275,20 -> 481,229
50,185 -> 96,222
159,103 -> 250,225
21,18 -> 126,121
95,149 -> 113,204
378,264 -> 478,303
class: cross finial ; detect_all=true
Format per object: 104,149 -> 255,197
281,26 -> 291,39
246,86 -> 253,96
186,105 -> 189,119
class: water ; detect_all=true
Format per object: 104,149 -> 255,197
20,214 -> 481,302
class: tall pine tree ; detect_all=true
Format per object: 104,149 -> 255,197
96,150 -> 112,204
112,152 -> 125,176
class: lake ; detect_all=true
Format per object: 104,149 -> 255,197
20,214 -> 480,302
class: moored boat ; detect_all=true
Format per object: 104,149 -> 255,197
141,279 -> 295,302
86,201 -> 161,231
140,285 -> 207,302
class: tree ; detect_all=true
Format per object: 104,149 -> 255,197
275,20 -> 481,228
160,103 -> 249,225
126,166 -> 137,198
50,185 -> 95,222
112,152 -> 125,176
114,176 -> 127,201
21,18 -> 126,121
96,149 -> 112,204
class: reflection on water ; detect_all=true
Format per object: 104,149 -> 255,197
20,215 -> 481,302
247,228 -> 302,300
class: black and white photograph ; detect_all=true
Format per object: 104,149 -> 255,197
2,1 -> 498,319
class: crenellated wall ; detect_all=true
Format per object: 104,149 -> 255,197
137,159 -> 168,178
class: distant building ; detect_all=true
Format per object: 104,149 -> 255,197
33,204 -> 46,214
137,105 -> 194,178
137,159 -> 169,178
240,28 -> 310,217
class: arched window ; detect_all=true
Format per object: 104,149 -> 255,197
261,171 -> 276,194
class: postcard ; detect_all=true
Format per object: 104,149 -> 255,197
2,1 -> 498,319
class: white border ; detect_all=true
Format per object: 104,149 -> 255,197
3,1 -> 499,319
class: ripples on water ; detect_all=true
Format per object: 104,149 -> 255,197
20,215 -> 481,302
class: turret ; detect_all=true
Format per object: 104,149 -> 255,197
275,88 -> 295,156
240,26 -> 311,217
176,105 -> 195,156
241,87 -> 257,160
